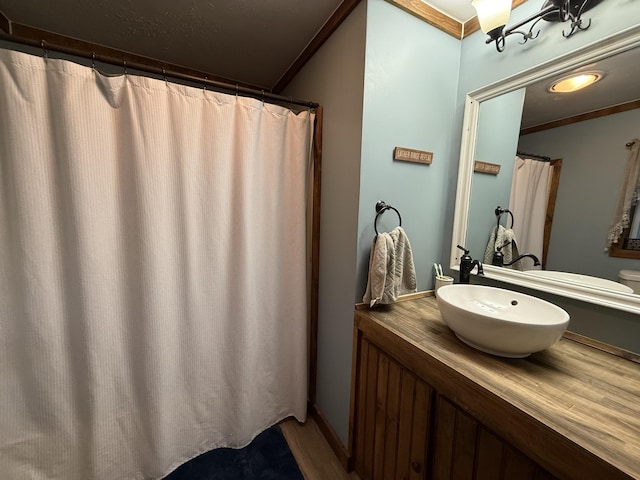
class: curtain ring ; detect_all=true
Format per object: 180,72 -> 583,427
261,89 -> 265,105
91,52 -> 96,72
203,76 -> 207,92
123,60 -> 127,76
163,67 -> 167,86
41,40 -> 48,59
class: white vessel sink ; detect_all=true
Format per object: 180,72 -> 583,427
523,270 -> 633,294
436,285 -> 570,358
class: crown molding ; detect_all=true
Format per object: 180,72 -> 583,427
384,0 -> 462,38
385,0 -> 528,40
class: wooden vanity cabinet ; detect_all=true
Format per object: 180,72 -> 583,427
351,335 -> 554,480
352,337 -> 434,479
350,297 -> 640,480
430,396 -> 554,480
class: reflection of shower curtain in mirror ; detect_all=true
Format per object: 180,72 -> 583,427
509,156 -> 550,269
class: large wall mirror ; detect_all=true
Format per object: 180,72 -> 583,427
451,26 -> 640,315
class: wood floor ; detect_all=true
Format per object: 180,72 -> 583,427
279,416 -> 359,480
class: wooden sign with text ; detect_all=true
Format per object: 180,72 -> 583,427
393,147 -> 433,165
474,161 -> 501,175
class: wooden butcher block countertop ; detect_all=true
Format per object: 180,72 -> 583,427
354,295 -> 640,480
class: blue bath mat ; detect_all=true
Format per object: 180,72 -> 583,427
164,425 -> 304,480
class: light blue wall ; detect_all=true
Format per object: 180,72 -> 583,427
356,0 -> 462,299
287,0 -> 462,446
519,108 -> 640,281
467,88 -> 525,259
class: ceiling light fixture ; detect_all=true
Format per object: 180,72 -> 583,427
471,0 -> 602,53
548,72 -> 604,93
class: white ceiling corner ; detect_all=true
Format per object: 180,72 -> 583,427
421,0 -> 477,23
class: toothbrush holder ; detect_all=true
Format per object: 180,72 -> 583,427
435,276 -> 454,297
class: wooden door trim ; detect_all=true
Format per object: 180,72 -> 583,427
542,158 -> 562,268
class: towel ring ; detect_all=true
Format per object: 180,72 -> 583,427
495,206 -> 514,229
374,201 -> 402,234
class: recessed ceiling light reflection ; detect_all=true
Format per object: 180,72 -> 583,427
548,72 -> 604,93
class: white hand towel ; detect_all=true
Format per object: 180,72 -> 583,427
363,226 -> 417,307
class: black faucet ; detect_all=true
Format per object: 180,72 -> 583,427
457,245 -> 484,284
490,239 -> 541,268
504,253 -> 541,267
491,240 -> 511,266
501,253 -> 541,268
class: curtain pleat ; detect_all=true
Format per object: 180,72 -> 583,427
0,48 -> 312,480
508,156 -> 550,269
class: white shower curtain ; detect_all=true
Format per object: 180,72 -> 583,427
509,156 -> 550,269
0,48 -> 313,480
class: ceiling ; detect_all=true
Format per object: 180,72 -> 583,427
0,0 -> 346,90
0,0 -> 473,91
521,46 -> 640,130
425,0 -> 476,22
0,0 -> 636,127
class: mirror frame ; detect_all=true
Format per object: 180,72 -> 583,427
451,25 -> 640,315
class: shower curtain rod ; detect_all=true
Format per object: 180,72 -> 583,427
517,150 -> 551,162
0,18 -> 319,110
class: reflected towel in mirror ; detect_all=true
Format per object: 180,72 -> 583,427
484,225 -> 523,270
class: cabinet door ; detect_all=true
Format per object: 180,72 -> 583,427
431,396 -> 557,480
353,337 -> 434,480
